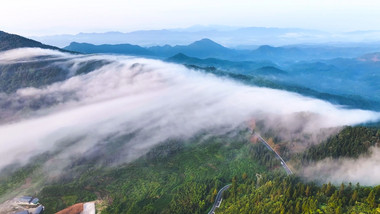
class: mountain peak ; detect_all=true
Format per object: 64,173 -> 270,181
189,38 -> 224,48
256,45 -> 276,51
170,53 -> 189,59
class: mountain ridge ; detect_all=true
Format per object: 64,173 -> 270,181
64,39 -> 380,62
65,38 -> 235,59
31,25 -> 380,47
65,42 -> 152,56
0,30 -> 69,52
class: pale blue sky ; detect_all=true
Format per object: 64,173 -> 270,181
1,0 -> 380,36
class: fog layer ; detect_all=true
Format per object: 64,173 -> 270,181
0,48 -> 379,174
302,146 -> 380,186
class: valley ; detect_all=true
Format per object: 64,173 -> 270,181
0,29 -> 379,214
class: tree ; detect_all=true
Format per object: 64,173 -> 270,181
325,182 -> 333,196
310,199 -> 317,211
335,206 -> 342,214
339,183 -> 345,197
305,185 -> 311,197
295,201 -> 301,213
302,200 -> 309,213
210,188 -> 217,203
231,176 -> 237,201
367,190 -> 376,208
350,190 -> 358,205
242,172 -> 248,180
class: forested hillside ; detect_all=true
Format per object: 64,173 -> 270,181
218,173 -> 380,214
217,126 -> 380,214
0,59 -> 109,93
301,126 -> 380,162
0,31 -> 64,52
1,126 -> 378,213
35,133 -> 278,213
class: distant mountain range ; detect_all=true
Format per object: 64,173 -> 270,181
64,38 -> 380,62
1,30 -> 380,111
65,39 -> 237,59
32,26 -> 380,48
0,30 -> 66,52
32,27 -> 324,47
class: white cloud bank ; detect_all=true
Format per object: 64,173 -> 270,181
302,146 -> 380,186
0,48 -> 379,179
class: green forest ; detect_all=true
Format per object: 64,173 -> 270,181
36,133 -> 272,213
0,126 -> 379,213
218,173 -> 380,214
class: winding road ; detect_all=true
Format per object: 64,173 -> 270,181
253,133 -> 293,175
207,184 -> 231,214
207,131 -> 293,213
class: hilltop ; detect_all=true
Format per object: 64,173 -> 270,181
0,30 -> 67,52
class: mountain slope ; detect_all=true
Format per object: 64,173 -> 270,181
0,30 -> 66,52
166,53 -> 275,72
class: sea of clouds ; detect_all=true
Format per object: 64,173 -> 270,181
0,48 -> 379,183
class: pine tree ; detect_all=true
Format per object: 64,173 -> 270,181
231,176 -> 237,201
335,206 -> 342,214
325,182 -> 332,196
350,190 -> 358,205
285,187 -> 291,198
339,183 -> 345,197
367,190 -> 376,208
210,188 -> 217,203
302,201 -> 308,213
310,199 -> 317,211
305,185 -> 311,197
295,201 -> 301,213
321,183 -> 327,193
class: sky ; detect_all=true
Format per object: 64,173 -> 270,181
1,0 -> 380,36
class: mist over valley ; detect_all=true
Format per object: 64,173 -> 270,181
1,4 -> 380,212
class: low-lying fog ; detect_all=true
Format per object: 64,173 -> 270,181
0,48 -> 379,184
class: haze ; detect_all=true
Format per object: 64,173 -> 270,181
1,0 -> 380,36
